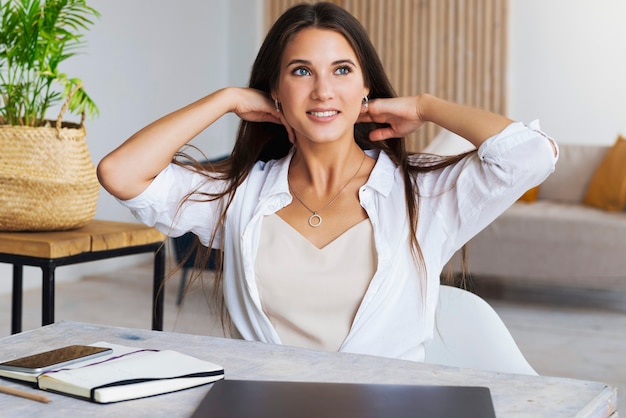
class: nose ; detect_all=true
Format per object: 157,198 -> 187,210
312,74 -> 334,101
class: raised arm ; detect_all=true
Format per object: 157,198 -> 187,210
97,87 -> 285,200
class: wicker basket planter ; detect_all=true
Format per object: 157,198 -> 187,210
0,1 -> 101,232
0,116 -> 99,232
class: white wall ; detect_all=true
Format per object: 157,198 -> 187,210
508,0 -> 626,145
0,0 -> 262,294
83,0 -> 261,222
4,0 -> 625,295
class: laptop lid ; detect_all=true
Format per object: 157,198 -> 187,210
191,379 -> 496,418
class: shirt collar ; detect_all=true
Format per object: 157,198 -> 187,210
258,148 -> 294,202
258,147 -> 398,202
364,149 -> 396,197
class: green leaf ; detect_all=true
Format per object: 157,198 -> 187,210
0,0 -> 100,126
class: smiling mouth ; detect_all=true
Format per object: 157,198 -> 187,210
307,110 -> 339,117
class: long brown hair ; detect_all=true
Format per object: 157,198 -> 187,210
175,2 -> 472,322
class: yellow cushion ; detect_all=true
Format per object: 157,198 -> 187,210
518,186 -> 540,203
583,135 -> 626,211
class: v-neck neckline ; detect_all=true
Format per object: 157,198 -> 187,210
273,214 -> 370,251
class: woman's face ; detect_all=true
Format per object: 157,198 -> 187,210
274,27 -> 369,146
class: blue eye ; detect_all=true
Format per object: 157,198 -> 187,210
292,67 -> 311,76
335,66 -> 351,75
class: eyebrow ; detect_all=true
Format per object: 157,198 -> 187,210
285,59 -> 357,68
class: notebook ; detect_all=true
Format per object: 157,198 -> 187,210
0,342 -> 224,403
191,379 -> 496,418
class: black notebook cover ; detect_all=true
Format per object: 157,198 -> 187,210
191,379 -> 496,418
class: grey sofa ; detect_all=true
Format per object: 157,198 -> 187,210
446,143 -> 626,291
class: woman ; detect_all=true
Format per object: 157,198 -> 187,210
98,2 -> 557,361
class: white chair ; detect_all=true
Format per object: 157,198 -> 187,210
424,285 -> 538,375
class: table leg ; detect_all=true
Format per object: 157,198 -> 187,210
41,262 -> 56,326
11,264 -> 24,334
152,244 -> 165,331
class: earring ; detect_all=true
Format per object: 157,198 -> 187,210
362,95 -> 369,110
274,99 -> 281,113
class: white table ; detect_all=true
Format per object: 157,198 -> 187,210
0,321 -> 618,417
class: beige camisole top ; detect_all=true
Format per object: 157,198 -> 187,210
255,214 -> 376,351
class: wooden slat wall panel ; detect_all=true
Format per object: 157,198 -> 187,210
264,0 -> 508,151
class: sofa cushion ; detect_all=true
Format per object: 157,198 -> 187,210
452,201 -> 626,289
583,135 -> 626,211
538,145 -> 608,204
493,201 -> 625,245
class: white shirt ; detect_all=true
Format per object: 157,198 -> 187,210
119,121 -> 557,361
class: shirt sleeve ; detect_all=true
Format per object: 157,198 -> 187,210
117,163 -> 228,247
419,120 -> 558,258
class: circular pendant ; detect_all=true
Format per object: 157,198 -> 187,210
308,212 -> 322,227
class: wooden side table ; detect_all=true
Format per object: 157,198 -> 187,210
0,220 -> 166,334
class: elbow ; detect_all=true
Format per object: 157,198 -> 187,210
97,154 -> 131,200
97,155 -> 118,196
97,153 -> 156,201
523,137 -> 559,188
537,136 -> 559,180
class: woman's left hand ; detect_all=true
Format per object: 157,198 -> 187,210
359,94 -> 516,148
356,96 -> 425,141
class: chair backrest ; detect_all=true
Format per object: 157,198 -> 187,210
172,232 -> 217,270
424,285 -> 537,376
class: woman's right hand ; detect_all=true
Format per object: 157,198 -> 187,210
229,88 -> 295,144
229,87 -> 280,123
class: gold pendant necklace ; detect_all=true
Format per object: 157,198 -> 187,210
288,152 -> 366,227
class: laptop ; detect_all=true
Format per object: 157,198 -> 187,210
191,379 -> 496,418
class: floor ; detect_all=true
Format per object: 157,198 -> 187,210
0,261 -> 624,416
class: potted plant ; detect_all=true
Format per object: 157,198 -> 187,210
0,0 -> 101,231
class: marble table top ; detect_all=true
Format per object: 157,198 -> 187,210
0,321 -> 617,417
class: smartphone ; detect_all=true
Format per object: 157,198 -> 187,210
0,345 -> 113,374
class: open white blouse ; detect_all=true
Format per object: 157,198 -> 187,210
118,121 -> 558,362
